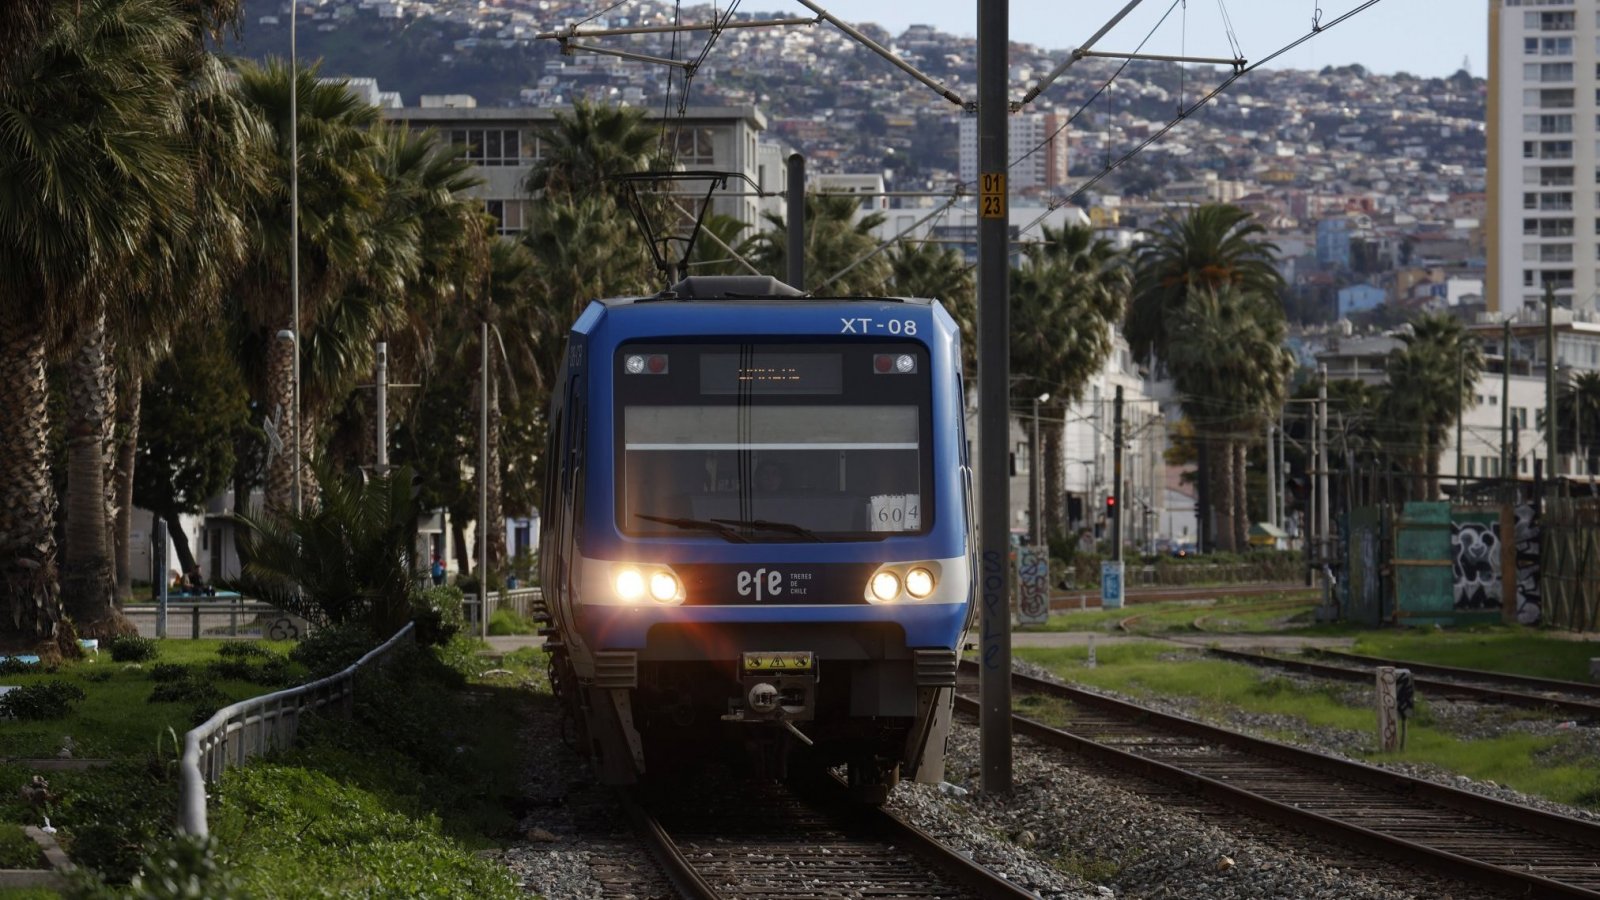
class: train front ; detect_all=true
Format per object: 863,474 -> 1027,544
567,294 -> 971,798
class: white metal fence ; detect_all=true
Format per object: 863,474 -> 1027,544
177,622 -> 415,837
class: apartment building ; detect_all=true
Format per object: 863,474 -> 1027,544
1489,0 -> 1600,316
957,110 -> 1072,194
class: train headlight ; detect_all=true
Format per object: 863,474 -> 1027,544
905,567 -> 936,599
649,570 -> 681,603
868,571 -> 901,603
614,568 -> 646,603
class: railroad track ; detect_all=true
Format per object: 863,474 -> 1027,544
621,769 -> 1036,899
1113,597 -> 1311,634
957,660 -> 1600,898
1312,648 -> 1600,700
1210,647 -> 1600,720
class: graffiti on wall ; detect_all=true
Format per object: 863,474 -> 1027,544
1514,504 -> 1541,625
1448,506 -> 1542,624
1451,520 -> 1501,610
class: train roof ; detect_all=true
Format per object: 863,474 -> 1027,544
595,275 -> 932,307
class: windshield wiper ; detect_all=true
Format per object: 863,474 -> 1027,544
635,513 -> 750,542
710,517 -> 824,542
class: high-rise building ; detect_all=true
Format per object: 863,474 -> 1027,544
958,111 -> 1071,193
1488,0 -> 1591,317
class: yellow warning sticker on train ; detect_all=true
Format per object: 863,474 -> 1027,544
742,651 -> 814,673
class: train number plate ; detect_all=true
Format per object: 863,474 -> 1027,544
741,651 -> 814,674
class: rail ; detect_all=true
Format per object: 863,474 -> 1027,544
124,598 -> 303,640
177,622 -> 416,837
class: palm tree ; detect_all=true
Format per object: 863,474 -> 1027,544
1555,371 -> 1600,476
524,99 -> 662,201
1380,313 -> 1482,500
231,61 -> 386,516
1166,286 -> 1292,551
887,240 -> 974,370
1012,225 -> 1130,544
1128,203 -> 1285,364
743,194 -> 890,296
1129,204 -> 1285,549
0,0 -> 191,649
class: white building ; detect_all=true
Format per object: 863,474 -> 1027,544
957,110 -> 1072,193
1489,0 -> 1598,316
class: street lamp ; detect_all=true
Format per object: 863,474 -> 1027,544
1029,391 -> 1049,547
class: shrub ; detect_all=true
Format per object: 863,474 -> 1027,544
55,762 -> 175,883
0,657 -> 40,676
80,668 -> 113,683
107,635 -> 159,663
412,585 -> 464,647
148,680 -> 226,708
216,643 -> 271,660
0,681 -> 87,720
0,825 -> 41,868
206,659 -> 255,682
487,608 -> 535,636
148,663 -> 190,683
289,624 -> 378,680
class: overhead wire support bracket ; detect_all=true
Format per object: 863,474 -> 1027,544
614,170 -> 757,287
791,0 -> 969,110
557,39 -> 696,70
1017,0 -> 1148,108
1076,49 -> 1247,72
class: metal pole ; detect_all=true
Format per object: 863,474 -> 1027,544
976,0 -> 1012,796
1546,283 -> 1558,480
1502,318 -> 1512,494
1277,409 -> 1286,532
787,153 -> 805,291
1317,366 -> 1330,564
290,0 -> 302,517
376,341 -> 389,473
1112,385 -> 1124,562
156,519 -> 168,639
1266,419 -> 1277,536
1030,395 -> 1041,546
1456,346 -> 1464,498
479,318 -> 489,639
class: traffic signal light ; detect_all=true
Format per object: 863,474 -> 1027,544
1105,495 -> 1117,511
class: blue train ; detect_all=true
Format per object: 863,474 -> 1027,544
539,275 -> 973,800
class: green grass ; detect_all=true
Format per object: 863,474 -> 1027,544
1349,627 -> 1600,683
1016,642 -> 1600,810
0,825 -> 41,869
0,640 -> 300,759
210,638 -> 526,898
1026,594 -> 1318,634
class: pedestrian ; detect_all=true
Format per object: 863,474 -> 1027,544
430,554 -> 445,586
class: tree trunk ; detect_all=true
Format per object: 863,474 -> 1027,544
162,510 -> 199,579
61,305 -> 122,636
487,368 -> 506,575
300,408 -> 321,510
264,321 -> 297,515
1043,404 -> 1065,547
452,519 -> 472,578
112,371 -> 141,603
0,317 -> 64,651
1233,440 -> 1249,552
1210,437 -> 1236,553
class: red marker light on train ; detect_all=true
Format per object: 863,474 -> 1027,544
874,353 -> 915,374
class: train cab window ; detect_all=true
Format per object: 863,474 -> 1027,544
615,342 -> 933,541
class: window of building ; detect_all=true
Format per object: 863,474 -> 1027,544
1541,88 -> 1576,108
1543,243 -> 1574,262
449,128 -> 522,166
1526,37 -> 1573,56
1466,457 -> 1476,478
1526,218 -> 1574,237
1527,114 -> 1574,133
1529,62 -> 1574,82
484,198 -> 528,235
1527,10 -> 1575,30
1542,140 -> 1574,159
1541,270 -> 1575,290
674,128 -> 716,166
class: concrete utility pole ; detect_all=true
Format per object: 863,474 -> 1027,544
290,0 -> 302,517
479,318 -> 490,639
787,153 -> 805,290
1030,393 -> 1047,546
1277,409 -> 1286,532
976,0 -> 1011,796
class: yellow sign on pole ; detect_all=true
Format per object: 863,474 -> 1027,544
980,172 -> 1006,219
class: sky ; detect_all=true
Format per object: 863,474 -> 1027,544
777,1 -> 1484,79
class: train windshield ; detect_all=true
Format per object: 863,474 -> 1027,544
615,342 -> 932,541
